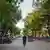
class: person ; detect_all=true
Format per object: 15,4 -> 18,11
23,35 -> 27,47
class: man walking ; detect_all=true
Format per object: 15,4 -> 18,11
23,35 -> 27,47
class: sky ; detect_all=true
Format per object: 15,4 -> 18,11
16,0 -> 33,29
20,0 -> 33,19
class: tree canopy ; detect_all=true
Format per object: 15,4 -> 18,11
0,0 -> 23,36
24,0 -> 50,36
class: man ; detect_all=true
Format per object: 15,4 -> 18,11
23,35 -> 27,47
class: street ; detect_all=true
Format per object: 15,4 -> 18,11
0,37 -> 50,50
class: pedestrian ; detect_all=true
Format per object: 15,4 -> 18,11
23,35 -> 27,47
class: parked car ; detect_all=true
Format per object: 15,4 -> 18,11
3,36 -> 12,44
0,35 -> 12,44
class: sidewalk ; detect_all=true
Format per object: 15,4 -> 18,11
28,36 -> 50,42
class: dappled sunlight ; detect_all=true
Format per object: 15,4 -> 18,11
16,20 -> 24,29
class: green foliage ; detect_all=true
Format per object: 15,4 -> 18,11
23,28 -> 28,36
0,0 -> 23,36
32,0 -> 50,35
41,0 -> 50,35
42,0 -> 50,10
25,10 -> 43,30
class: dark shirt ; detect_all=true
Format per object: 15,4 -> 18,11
23,36 -> 26,41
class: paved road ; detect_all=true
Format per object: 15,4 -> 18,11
0,37 -> 50,50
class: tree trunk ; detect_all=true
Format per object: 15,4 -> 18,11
31,28 -> 34,36
35,30 -> 36,37
48,16 -> 50,36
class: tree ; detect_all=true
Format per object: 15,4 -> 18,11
32,0 -> 50,36
40,0 -> 50,35
23,28 -> 28,36
24,10 -> 44,37
0,0 -> 23,36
